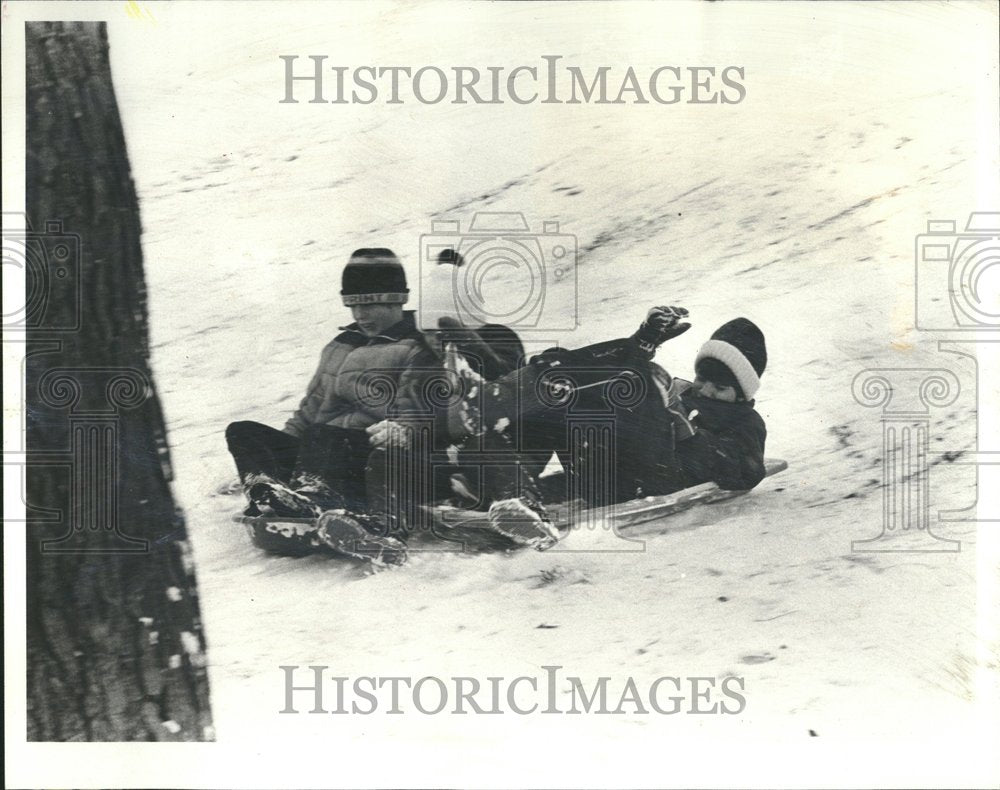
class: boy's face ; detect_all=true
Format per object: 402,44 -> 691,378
350,303 -> 403,337
693,376 -> 739,403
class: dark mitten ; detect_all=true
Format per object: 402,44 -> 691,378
632,305 -> 691,355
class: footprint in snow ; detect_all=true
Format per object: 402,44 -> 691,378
740,653 -> 776,665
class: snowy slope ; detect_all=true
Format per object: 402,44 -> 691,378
103,2 -> 997,786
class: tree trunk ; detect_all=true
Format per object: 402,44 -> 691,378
25,21 -> 213,741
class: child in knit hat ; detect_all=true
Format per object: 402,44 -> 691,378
452,308 -> 769,520
652,315 -> 769,492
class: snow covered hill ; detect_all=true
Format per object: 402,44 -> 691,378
102,2 -> 997,785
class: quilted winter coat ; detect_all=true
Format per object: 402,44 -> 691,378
283,311 -> 439,437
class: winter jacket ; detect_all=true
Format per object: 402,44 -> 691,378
458,324 -> 524,381
450,323 -> 525,381
284,311 -> 439,438
670,378 -> 767,491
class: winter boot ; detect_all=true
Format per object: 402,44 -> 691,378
290,472 -> 345,512
487,497 -> 560,550
316,509 -> 408,567
244,473 -> 322,519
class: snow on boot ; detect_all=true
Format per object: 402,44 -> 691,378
245,473 -> 322,519
487,498 -> 560,550
316,509 -> 408,567
290,472 -> 344,512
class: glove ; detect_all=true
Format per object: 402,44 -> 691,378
632,305 -> 691,354
366,420 -> 411,449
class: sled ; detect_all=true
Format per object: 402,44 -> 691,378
232,457 -> 788,556
233,512 -> 333,557
420,457 -> 788,548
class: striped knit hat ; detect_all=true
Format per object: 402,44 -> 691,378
694,318 -> 767,400
341,248 -> 409,306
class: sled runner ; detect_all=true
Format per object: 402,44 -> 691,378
231,457 -> 787,556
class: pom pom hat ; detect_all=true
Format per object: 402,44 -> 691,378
695,318 -> 767,400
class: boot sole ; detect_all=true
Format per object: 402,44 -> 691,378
317,511 -> 408,566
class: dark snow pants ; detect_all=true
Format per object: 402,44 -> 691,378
226,420 -> 443,530
484,338 -> 680,505
226,421 -> 377,513
225,421 -> 300,485
440,428 -> 547,513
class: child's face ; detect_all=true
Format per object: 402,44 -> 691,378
350,303 -> 403,336
694,376 -> 739,402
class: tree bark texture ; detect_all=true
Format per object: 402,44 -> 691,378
25,21 -> 213,741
